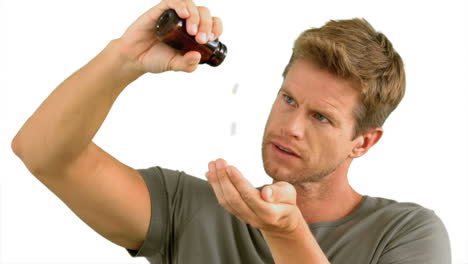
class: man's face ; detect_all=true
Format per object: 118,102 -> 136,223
261,59 -> 361,185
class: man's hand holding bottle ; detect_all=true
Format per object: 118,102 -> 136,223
116,0 -> 223,74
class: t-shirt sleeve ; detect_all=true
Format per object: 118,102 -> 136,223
378,207 -> 451,264
125,165 -> 214,260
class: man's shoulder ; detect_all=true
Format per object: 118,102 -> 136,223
365,195 -> 436,218
362,195 -> 445,235
313,196 -> 451,263
361,196 -> 451,263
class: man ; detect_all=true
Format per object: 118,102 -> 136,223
11,0 -> 451,263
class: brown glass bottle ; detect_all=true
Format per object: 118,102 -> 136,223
155,9 -> 227,67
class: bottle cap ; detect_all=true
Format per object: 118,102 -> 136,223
207,42 -> 227,66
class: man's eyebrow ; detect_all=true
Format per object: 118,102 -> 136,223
279,86 -> 291,95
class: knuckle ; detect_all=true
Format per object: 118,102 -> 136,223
197,6 -> 210,13
278,214 -> 290,225
213,17 -> 223,27
212,18 -> 223,35
189,14 -> 200,22
213,16 -> 222,24
170,0 -> 185,9
172,0 -> 184,7
264,214 -> 279,226
187,6 -> 199,19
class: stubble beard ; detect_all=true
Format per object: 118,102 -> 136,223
261,139 -> 345,186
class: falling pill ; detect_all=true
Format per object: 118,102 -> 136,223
231,122 -> 237,136
230,83 -> 239,136
232,83 -> 239,95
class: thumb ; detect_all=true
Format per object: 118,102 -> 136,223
261,182 -> 296,205
170,51 -> 201,72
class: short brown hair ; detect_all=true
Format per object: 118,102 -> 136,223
283,18 -> 406,138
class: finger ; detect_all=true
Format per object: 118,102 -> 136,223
195,6 -> 212,44
206,160 -> 232,213
228,167 -> 300,231
227,166 -> 271,214
215,159 -> 258,222
206,171 -> 228,210
210,16 -> 223,41
261,182 -> 297,205
212,159 -> 238,214
207,160 -> 215,178
214,158 -> 227,169
169,51 -> 201,72
164,0 -> 190,19
170,1 -> 190,18
185,2 -> 200,35
142,0 -> 188,24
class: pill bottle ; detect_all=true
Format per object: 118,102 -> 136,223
155,9 -> 227,66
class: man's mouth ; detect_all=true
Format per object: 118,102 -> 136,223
272,143 -> 301,159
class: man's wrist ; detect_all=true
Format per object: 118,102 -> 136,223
260,212 -> 308,241
260,214 -> 330,264
107,38 -> 146,83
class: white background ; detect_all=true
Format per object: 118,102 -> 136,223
2,0 -> 467,263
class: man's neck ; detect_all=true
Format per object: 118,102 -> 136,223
292,160 -> 363,225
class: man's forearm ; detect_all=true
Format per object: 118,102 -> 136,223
261,219 -> 330,264
12,39 -> 144,175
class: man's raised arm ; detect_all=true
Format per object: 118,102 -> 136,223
11,0 -> 222,250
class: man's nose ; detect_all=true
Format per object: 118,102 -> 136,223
281,112 -> 305,140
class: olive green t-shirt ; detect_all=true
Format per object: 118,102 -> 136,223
126,166 -> 451,263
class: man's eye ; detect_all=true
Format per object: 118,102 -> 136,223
283,95 -> 295,105
313,113 -> 329,123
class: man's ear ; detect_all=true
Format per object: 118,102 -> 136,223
350,128 -> 383,158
